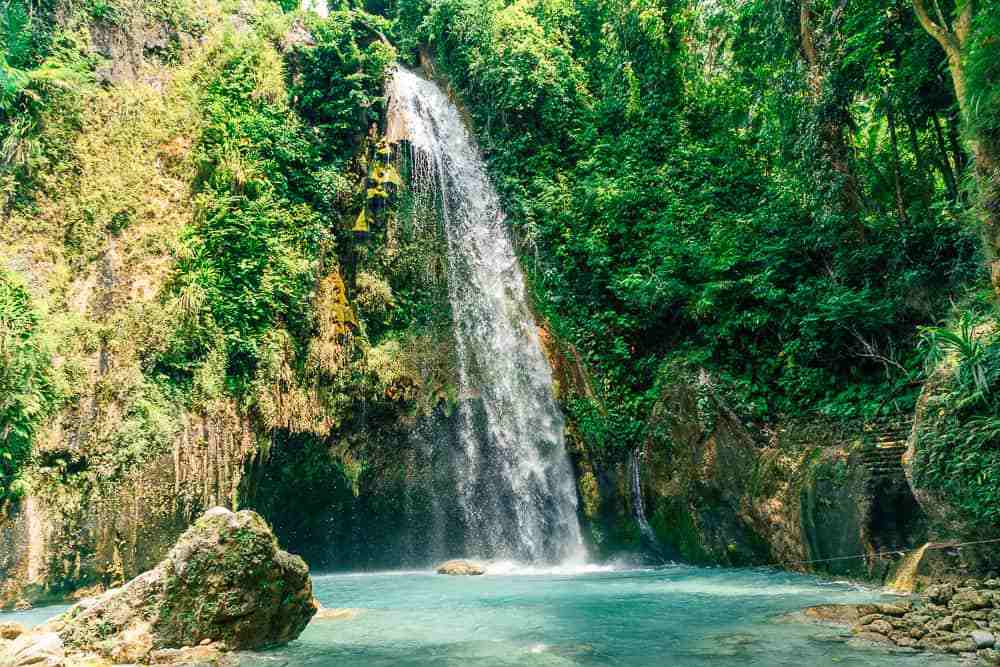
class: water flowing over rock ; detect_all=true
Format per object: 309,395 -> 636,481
629,447 -> 665,560
386,67 -> 585,563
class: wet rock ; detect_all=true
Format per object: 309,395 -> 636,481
436,559 -> 486,576
956,617 -> 981,633
951,590 -> 991,611
865,620 -> 895,636
854,631 -> 891,644
926,584 -> 956,605
971,630 -> 996,649
979,648 -> 1000,665
49,507 -> 315,662
933,616 -> 955,632
314,607 -> 361,621
857,613 -> 884,626
148,642 -> 237,665
947,638 -> 977,654
877,603 -> 910,616
3,631 -> 65,666
0,622 -> 26,640
801,605 -> 861,626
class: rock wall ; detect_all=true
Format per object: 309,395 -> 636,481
540,327 -> 932,580
0,0 -> 261,609
0,403 -> 256,608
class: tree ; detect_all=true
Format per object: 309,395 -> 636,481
912,0 -> 1000,292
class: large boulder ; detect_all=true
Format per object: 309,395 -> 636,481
41,507 -> 316,663
2,631 -> 64,666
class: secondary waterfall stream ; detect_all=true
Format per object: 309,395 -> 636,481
387,67 -> 585,563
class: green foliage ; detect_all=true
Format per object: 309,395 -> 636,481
158,34 -> 328,390
396,0 -> 980,457
158,9 -> 398,406
914,319 -> 1000,527
920,311 -> 989,398
1,1 -> 95,209
0,270 -> 61,501
288,10 -> 395,160
965,2 -> 1000,156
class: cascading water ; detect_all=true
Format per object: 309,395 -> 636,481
630,447 -> 668,562
387,67 -> 585,564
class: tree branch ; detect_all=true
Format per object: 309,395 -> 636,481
955,0 -> 974,44
912,0 -> 961,57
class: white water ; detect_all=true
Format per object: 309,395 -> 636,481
387,67 -> 585,564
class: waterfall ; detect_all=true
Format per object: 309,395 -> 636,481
887,542 -> 929,592
387,67 -> 585,564
630,447 -> 669,562
630,449 -> 656,546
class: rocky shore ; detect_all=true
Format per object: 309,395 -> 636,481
805,579 -> 1000,664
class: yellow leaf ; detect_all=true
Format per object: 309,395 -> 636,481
352,209 -> 368,233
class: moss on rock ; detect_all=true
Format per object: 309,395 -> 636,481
46,507 -> 315,662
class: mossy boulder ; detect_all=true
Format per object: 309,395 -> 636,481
43,507 -> 316,662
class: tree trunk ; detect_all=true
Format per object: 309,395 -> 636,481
912,0 -> 1000,294
929,112 -> 957,199
887,98 -> 908,223
800,0 -> 862,222
975,146 -> 1000,289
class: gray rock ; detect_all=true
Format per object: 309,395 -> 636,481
951,590 -> 992,611
48,508 -> 315,662
971,631 -> 997,649
979,648 -> 1000,665
3,631 -> 65,666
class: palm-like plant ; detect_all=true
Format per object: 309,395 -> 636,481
920,311 -> 991,398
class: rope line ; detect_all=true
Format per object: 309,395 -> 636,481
769,537 -> 1000,569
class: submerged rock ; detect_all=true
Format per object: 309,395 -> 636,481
800,604 -> 863,626
436,560 -> 486,576
37,507 -> 315,663
314,607 -> 361,621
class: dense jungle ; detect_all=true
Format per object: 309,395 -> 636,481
2,0 -> 1000,663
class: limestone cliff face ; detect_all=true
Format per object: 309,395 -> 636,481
540,328 -> 929,580
0,405 -> 255,608
0,0 -> 260,608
